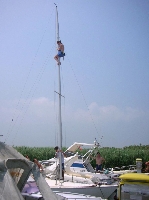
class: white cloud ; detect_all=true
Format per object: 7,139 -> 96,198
1,98 -> 148,147
0,99 -> 146,125
72,102 -> 145,123
30,97 -> 55,118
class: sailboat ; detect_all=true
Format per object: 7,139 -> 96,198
0,4 -> 110,199
40,5 -> 118,199
42,140 -> 118,199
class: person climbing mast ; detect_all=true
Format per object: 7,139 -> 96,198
54,40 -> 65,65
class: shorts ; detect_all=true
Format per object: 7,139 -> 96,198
58,51 -> 65,57
96,164 -> 102,171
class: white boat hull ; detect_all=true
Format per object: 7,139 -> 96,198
45,178 -> 117,199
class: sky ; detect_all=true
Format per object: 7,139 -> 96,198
0,0 -> 149,148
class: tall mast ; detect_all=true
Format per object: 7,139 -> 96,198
55,5 -> 63,180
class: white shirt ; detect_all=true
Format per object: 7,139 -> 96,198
55,151 -> 64,164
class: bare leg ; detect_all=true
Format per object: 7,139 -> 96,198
54,55 -> 59,62
54,55 -> 61,65
54,55 -> 62,66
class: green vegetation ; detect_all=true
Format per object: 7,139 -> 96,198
15,146 -> 67,162
93,145 -> 149,168
15,145 -> 149,168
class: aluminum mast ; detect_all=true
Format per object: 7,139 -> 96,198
55,5 -> 63,180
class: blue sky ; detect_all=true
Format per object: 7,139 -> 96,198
0,0 -> 149,148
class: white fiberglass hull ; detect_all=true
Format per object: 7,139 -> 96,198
45,178 -> 118,199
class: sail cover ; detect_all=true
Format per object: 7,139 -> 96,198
0,141 -> 63,200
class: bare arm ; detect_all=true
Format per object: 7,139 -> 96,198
101,157 -> 105,163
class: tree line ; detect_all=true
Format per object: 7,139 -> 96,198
15,144 -> 149,168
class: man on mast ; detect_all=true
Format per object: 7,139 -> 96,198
54,40 -> 65,65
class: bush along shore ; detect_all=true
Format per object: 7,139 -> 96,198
14,145 -> 149,169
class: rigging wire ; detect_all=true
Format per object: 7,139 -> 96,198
67,56 -> 101,143
4,8 -> 55,145
11,44 -> 55,146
